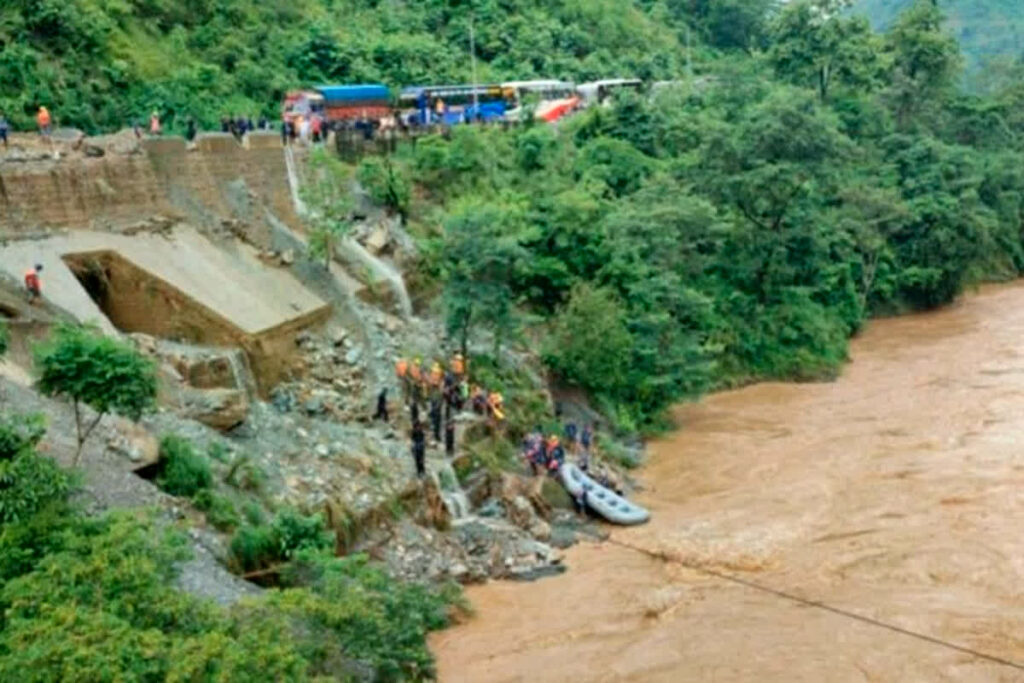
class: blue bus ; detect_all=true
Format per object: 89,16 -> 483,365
399,84 -> 509,126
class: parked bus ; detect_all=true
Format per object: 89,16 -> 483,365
282,84 -> 391,128
502,80 -> 579,123
399,84 -> 508,126
577,78 -> 643,107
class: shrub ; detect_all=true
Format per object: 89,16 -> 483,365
357,156 -> 411,218
0,319 -> 8,357
156,436 -> 212,498
0,414 -> 71,525
271,509 -> 332,560
192,490 -> 241,532
228,524 -> 278,573
0,413 -> 46,461
229,510 -> 332,573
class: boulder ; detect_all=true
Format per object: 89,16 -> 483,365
365,225 -> 390,255
181,388 -> 249,431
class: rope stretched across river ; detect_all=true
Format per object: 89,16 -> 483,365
605,537 -> 1024,673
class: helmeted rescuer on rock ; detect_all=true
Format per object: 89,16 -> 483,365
24,264 -> 43,303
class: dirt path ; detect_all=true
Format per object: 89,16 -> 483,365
432,282 -> 1024,682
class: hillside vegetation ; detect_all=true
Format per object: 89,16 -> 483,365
855,0 -> 1024,79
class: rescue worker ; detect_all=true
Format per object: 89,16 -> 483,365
470,385 -> 487,415
546,435 -> 565,474
409,357 -> 424,407
24,264 -> 42,303
395,357 -> 410,404
373,388 -> 389,423
429,361 -> 444,392
36,106 -> 51,138
411,420 -> 426,478
564,422 -> 579,455
451,352 -> 466,377
444,419 -> 456,459
429,396 -> 442,444
487,391 -> 505,423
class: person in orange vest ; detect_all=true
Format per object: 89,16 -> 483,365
149,111 -> 162,136
451,352 -> 465,377
409,357 -> 424,407
395,357 -> 410,404
36,106 -> 52,138
487,391 -> 505,423
546,435 -> 565,473
24,264 -> 43,303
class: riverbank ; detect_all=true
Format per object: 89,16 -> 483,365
432,282 -> 1024,681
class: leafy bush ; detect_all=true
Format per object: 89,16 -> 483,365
156,436 -> 212,498
229,509 -> 332,572
192,490 -> 241,532
0,320 -> 8,357
0,450 -> 71,525
0,413 -> 46,462
357,157 -> 411,218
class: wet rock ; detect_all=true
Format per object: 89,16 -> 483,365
281,248 -> 295,266
181,388 -> 248,431
477,499 -> 506,518
345,347 -> 363,365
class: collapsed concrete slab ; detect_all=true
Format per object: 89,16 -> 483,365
0,226 -> 330,392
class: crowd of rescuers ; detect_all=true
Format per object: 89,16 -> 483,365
376,352 -> 504,479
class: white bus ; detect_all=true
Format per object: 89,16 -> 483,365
502,80 -> 580,123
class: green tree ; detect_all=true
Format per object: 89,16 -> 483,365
34,324 -> 157,465
441,201 -> 528,357
884,0 -> 963,129
544,284 -> 632,398
770,0 -> 882,101
302,150 -> 354,269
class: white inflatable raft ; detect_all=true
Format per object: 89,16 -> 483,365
559,463 -> 650,526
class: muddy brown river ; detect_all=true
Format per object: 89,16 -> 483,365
431,283 -> 1024,682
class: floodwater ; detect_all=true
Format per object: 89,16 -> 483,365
432,283 -> 1024,682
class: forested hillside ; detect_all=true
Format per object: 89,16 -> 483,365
855,0 -> 1024,78
0,0 -> 694,132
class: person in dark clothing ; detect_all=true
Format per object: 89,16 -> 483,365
411,421 -> 427,478
281,120 -> 289,145
429,397 -> 442,444
373,388 -> 389,423
258,116 -> 268,130
445,419 -> 455,458
0,112 -> 8,148
185,118 -> 197,143
221,116 -> 231,133
410,400 -> 420,426
564,422 -> 578,454
247,117 -> 255,134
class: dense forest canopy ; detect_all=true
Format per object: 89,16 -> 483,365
853,0 -> 1024,81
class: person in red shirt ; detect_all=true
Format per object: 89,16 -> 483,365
24,263 -> 43,303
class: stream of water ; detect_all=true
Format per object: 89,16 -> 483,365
432,282 -> 1024,681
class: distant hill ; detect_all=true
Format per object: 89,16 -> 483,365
854,0 -> 1024,77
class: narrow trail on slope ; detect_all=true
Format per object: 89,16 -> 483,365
604,536 -> 1024,673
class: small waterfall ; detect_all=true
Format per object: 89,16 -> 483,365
337,237 -> 413,319
225,348 -> 257,398
284,146 -> 308,217
435,460 -> 472,522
